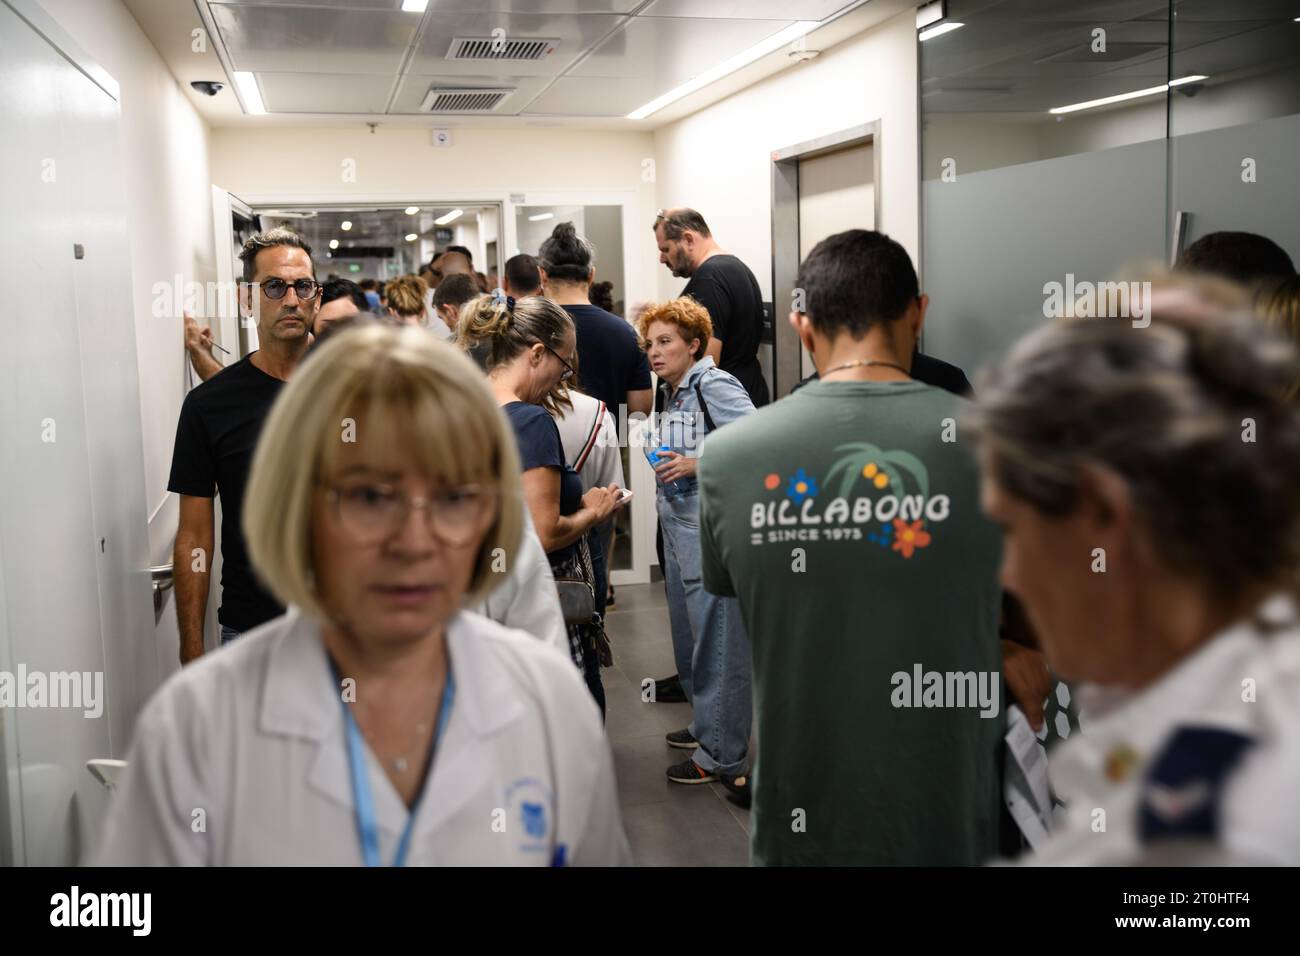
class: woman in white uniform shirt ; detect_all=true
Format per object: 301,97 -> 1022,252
96,325 -> 630,866
968,299 -> 1300,865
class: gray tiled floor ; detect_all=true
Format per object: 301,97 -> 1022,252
602,583 -> 751,866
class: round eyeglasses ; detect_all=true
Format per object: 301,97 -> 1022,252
325,482 -> 497,547
260,278 -> 320,300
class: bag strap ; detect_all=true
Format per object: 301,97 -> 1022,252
572,400 -> 606,473
693,376 -> 717,433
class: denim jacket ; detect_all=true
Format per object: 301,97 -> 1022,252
651,357 -> 756,499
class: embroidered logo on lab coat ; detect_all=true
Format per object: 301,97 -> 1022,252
505,778 -> 553,854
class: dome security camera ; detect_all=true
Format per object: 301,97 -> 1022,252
190,81 -> 224,96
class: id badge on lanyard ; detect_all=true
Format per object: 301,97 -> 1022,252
330,659 -> 455,867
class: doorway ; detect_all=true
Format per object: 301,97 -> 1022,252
770,122 -> 882,397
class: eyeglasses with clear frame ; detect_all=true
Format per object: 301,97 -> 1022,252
324,480 -> 498,548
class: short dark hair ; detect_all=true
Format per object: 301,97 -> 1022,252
446,244 -> 474,264
433,273 -> 480,312
796,229 -> 919,338
1176,231 -> 1296,289
504,254 -> 542,295
654,208 -> 711,241
319,278 -> 368,312
590,280 -> 614,313
239,227 -> 313,283
538,222 -> 594,284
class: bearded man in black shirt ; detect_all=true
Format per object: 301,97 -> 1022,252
653,207 -> 770,408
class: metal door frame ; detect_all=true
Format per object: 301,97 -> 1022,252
770,121 -> 882,398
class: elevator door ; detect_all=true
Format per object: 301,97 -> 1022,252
796,142 -> 875,379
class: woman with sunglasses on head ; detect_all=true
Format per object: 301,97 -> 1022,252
460,291 -> 630,717
98,325 -> 629,865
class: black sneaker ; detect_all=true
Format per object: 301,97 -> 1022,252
665,728 -> 698,749
652,674 -> 687,703
667,759 -> 717,785
719,771 -> 752,809
605,586 -> 616,611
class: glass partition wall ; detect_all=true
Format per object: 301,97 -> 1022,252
919,0 -> 1300,377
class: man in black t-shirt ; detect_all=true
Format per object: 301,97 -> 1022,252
653,208 -> 769,407
169,227 -> 317,664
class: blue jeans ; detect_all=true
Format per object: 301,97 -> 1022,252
220,625 -> 241,646
657,489 -> 752,775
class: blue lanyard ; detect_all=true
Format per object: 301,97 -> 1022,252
331,660 -> 455,867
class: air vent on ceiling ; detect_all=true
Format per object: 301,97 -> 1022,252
447,36 -> 558,62
419,87 -> 515,113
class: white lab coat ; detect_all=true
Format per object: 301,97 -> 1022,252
474,510 -> 568,656
93,607 -> 631,866
1024,593 -> 1300,865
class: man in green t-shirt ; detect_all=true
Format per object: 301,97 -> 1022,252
698,230 -> 1005,865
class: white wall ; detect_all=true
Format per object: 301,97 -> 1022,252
37,0 -> 214,568
210,125 -> 659,318
651,7 -> 920,302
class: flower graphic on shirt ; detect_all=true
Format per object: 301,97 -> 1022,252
764,473 -> 781,490
891,519 -> 931,559
786,468 -> 819,504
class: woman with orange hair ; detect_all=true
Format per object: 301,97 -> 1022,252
637,297 -> 756,799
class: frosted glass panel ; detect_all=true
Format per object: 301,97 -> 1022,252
922,139 -> 1167,377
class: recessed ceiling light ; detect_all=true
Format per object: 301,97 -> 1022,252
329,239 -> 339,250
919,21 -> 964,42
341,220 -> 352,231
232,72 -> 265,115
434,208 -> 463,225
405,233 -> 418,242
528,212 -> 555,222
405,206 -> 420,215
1049,75 -> 1208,114
628,20 -> 819,120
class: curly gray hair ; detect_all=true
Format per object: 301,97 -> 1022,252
965,305 -> 1300,600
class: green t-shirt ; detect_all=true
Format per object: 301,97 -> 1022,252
698,379 -> 1004,865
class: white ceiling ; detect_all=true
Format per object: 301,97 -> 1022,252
123,0 -> 912,129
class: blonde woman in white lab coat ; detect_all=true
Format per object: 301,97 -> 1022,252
96,325 -> 630,866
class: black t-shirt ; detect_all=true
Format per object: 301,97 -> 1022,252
681,254 -> 769,407
505,402 -> 584,561
563,303 -> 651,414
167,354 -> 286,632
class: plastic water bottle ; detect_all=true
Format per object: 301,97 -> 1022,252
646,444 -> 684,495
